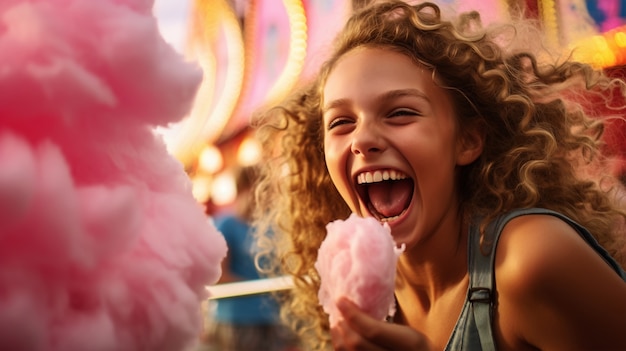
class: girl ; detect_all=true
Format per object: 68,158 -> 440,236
253,1 -> 626,350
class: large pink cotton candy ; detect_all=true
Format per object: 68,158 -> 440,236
0,1 -> 227,351
315,213 -> 405,327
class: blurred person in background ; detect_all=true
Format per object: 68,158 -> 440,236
205,165 -> 298,351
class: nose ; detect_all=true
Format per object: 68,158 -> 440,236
350,122 -> 386,156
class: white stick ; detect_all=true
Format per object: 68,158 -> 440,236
205,276 -> 295,299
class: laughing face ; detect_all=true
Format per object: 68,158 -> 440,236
322,47 -> 482,246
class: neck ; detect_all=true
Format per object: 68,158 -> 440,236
395,221 -> 469,304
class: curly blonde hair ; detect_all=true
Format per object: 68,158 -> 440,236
252,1 -> 626,350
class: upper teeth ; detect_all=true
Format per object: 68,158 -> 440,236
357,170 -> 407,184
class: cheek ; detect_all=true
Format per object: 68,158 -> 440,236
324,140 -> 353,204
324,141 -> 343,187
323,133 -> 341,166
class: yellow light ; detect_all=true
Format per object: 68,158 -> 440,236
570,35 -> 616,68
201,4 -> 245,144
614,31 -> 626,48
198,144 -> 224,173
539,0 -> 559,48
262,0 -> 307,108
166,0 -> 245,167
191,174 -> 213,203
211,172 -> 237,206
237,137 -> 261,166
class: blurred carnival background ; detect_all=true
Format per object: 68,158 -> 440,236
154,0 -> 626,217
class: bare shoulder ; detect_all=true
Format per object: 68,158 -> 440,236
495,215 -> 603,286
492,214 -> 626,350
494,214 -> 623,290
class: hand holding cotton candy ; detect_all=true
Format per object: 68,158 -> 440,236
315,213 -> 405,327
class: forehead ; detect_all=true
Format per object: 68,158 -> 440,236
322,47 -> 451,107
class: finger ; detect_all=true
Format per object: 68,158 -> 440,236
331,319 -> 388,351
337,298 -> 430,350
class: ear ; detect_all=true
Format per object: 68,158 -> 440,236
456,125 -> 484,166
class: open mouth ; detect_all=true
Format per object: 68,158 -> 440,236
356,169 -> 414,222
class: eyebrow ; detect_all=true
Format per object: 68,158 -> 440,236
322,88 -> 430,114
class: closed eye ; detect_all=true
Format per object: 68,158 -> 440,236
327,116 -> 353,130
389,109 -> 420,117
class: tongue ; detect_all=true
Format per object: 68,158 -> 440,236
367,180 -> 412,217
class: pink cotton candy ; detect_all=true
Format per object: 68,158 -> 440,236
315,213 -> 405,327
0,1 -> 228,351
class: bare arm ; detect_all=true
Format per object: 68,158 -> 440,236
494,215 -> 626,350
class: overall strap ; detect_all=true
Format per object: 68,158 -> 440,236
467,215 -> 501,351
468,207 -> 626,351
468,208 -> 549,351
